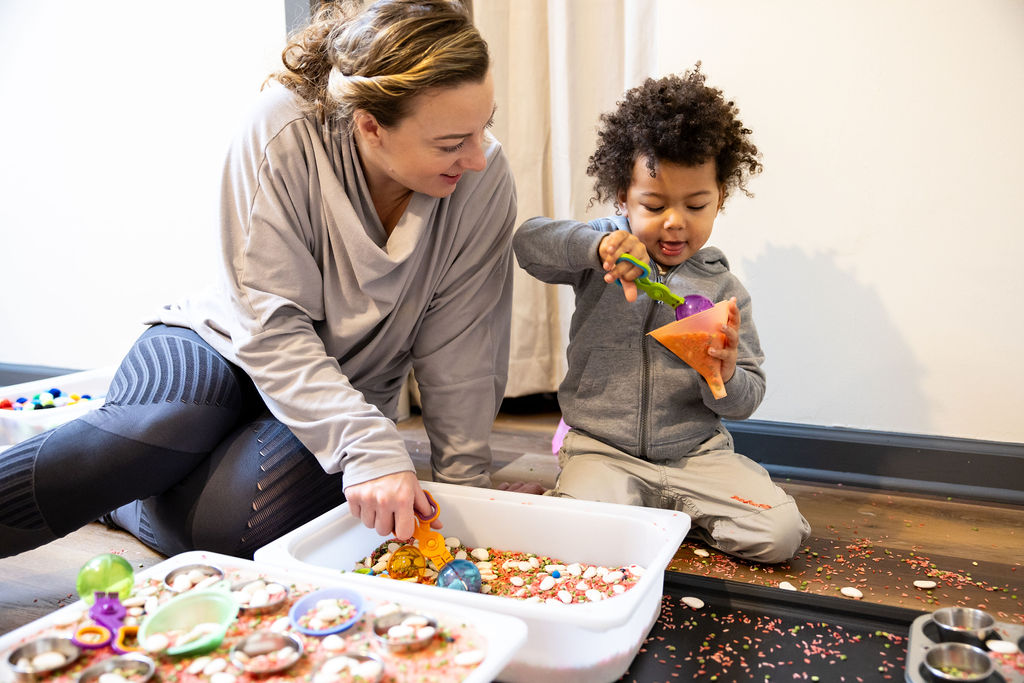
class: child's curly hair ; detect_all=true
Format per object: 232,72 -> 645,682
587,64 -> 762,207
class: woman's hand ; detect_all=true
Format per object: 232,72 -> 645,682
598,231 -> 649,302
344,471 -> 438,540
709,297 -> 741,383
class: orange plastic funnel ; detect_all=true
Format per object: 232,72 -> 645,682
649,300 -> 730,399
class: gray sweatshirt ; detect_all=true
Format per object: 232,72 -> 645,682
513,215 -> 765,461
152,83 -> 516,489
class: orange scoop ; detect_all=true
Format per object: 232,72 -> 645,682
649,300 -> 730,399
411,490 -> 454,570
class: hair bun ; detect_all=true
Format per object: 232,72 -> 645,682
326,66 -> 349,102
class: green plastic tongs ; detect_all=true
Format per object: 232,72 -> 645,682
615,254 -> 712,320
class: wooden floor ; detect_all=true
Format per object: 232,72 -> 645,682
2,400 -> 1022,638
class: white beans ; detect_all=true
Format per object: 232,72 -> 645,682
29,651 -> 67,670
454,649 -> 486,666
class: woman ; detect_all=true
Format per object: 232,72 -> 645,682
0,0 -> 515,558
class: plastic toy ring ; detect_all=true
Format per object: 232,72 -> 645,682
415,491 -> 441,524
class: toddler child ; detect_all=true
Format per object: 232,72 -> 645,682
512,65 -> 810,563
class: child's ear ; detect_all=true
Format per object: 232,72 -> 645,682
716,184 -> 727,212
616,190 -> 629,216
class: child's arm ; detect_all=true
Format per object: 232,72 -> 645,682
513,217 -> 606,285
513,218 -> 650,305
597,230 -> 649,303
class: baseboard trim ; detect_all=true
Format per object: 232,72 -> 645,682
0,363 -> 81,388
725,419 -> 1024,505
2,365 -> 1020,505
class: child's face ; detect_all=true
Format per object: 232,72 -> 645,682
617,157 -> 724,268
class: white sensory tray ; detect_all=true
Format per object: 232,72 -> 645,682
255,480 -> 692,683
0,367 -> 114,445
0,550 -> 527,683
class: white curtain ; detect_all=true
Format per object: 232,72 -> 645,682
473,0 -> 658,396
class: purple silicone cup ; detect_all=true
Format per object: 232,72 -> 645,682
675,295 -> 714,320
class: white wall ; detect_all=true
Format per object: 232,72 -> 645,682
2,1 -> 1022,446
0,1 -> 286,368
653,0 -> 1024,443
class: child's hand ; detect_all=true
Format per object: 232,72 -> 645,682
709,297 -> 741,382
598,231 -> 648,302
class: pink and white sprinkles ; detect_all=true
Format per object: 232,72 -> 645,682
357,539 -> 645,603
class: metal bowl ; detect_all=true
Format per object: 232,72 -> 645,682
6,636 -> 81,682
162,564 -> 224,593
313,652 -> 384,683
75,653 -> 156,683
372,611 -> 438,654
230,578 -> 290,615
932,607 -> 995,645
923,642 -> 994,682
230,630 -> 303,674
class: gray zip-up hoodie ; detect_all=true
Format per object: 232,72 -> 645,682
152,83 -> 516,489
513,215 -> 765,461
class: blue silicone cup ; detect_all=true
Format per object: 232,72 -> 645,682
288,587 -> 365,636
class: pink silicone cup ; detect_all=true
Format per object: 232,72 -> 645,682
649,301 -> 730,399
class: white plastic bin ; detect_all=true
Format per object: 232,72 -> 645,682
255,481 -> 691,682
0,367 -> 114,445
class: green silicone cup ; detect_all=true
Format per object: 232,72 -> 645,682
138,589 -> 238,657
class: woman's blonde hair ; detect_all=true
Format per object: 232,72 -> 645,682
274,0 -> 488,128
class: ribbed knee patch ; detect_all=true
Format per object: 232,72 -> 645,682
108,333 -> 240,409
237,421 -> 344,553
135,504 -> 160,550
0,436 -> 48,531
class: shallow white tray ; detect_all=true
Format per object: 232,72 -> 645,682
0,550 -> 527,683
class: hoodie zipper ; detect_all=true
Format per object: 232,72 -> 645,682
637,290 -> 660,459
638,263 -> 684,459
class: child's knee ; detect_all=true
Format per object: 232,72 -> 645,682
554,455 -> 644,506
712,502 -> 810,564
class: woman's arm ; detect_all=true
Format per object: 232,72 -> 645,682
411,143 -> 518,488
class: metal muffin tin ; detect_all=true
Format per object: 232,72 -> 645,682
905,612 -> 1023,682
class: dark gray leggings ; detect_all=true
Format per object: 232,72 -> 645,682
0,324 -> 345,558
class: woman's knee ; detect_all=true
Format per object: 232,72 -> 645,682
108,326 -> 246,411
84,326 -> 253,453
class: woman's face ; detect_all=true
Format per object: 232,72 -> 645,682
357,72 -> 496,199
617,157 -> 724,268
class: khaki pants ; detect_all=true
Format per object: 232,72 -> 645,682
551,429 -> 810,564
